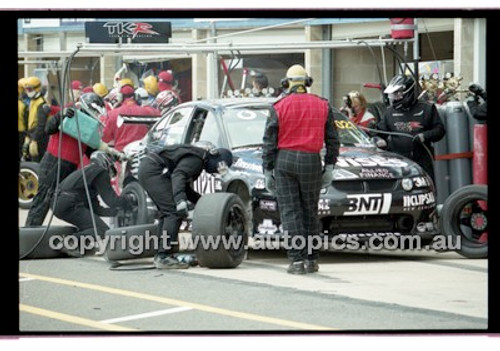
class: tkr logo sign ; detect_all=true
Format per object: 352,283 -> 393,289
103,22 -> 159,39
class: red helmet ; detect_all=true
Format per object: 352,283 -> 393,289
158,70 -> 174,91
71,80 -> 84,90
158,70 -> 173,84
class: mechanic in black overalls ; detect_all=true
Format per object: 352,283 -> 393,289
137,141 -> 233,269
377,74 -> 446,181
53,151 -> 132,256
262,64 -> 340,275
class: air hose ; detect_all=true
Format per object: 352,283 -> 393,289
360,125 -> 436,166
21,45 -> 101,259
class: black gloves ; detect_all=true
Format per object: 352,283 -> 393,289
119,193 -> 135,211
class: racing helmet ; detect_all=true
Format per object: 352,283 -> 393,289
158,70 -> 174,91
24,76 -> 42,98
155,90 -> 179,113
142,75 -> 159,96
384,74 -> 417,110
90,151 -> 117,178
119,78 -> 134,88
105,87 -> 122,107
281,64 -> 313,89
92,83 -> 109,98
134,87 -> 151,106
79,93 -> 106,119
204,148 -> 233,174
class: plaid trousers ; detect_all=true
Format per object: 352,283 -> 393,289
275,149 -> 322,262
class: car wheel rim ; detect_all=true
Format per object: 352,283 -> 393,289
457,199 -> 488,245
224,204 -> 247,256
19,170 -> 38,203
118,191 -> 139,227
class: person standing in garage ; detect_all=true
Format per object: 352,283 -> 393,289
138,142 -> 233,269
262,64 -> 340,275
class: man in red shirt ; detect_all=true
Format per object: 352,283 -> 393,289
262,64 -> 340,275
101,84 -> 161,152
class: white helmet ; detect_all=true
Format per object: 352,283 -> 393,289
134,87 -> 151,106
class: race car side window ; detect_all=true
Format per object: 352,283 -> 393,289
197,111 -> 223,147
149,107 -> 193,145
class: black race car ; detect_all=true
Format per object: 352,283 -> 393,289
116,98 -> 439,249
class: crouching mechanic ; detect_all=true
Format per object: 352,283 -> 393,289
138,141 -> 233,269
52,151 -> 133,256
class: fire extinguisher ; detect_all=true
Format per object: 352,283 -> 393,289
390,18 -> 415,39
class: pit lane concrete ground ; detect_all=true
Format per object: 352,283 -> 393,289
18,209 -> 488,332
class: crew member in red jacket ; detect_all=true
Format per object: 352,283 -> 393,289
262,64 -> 340,275
101,84 -> 161,152
25,93 -> 122,226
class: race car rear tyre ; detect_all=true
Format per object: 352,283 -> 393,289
114,182 -> 153,227
20,225 -> 78,259
192,193 -> 248,268
439,184 -> 488,259
19,162 -> 40,209
103,223 -> 158,262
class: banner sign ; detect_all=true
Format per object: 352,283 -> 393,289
85,21 -> 171,44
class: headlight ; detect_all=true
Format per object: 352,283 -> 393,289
401,178 -> 413,191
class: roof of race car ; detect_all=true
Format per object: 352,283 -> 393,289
178,97 -> 278,110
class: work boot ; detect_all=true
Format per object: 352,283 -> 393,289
175,253 -> 199,267
304,259 -> 319,273
287,260 -> 306,275
154,253 -> 189,269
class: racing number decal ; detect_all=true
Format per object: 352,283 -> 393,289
343,193 -> 392,216
334,120 -> 356,129
193,171 -> 217,194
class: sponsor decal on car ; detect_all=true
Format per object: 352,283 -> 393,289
336,156 -> 408,168
257,219 -> 279,235
403,192 -> 435,209
233,158 -> 262,173
318,198 -> 331,215
416,222 -> 436,233
412,176 -> 429,188
359,167 -> 394,179
343,193 -> 392,216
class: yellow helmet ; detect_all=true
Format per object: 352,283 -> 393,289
142,75 -> 159,96
24,76 -> 43,97
24,76 -> 42,91
18,78 -> 27,95
93,83 -> 109,98
119,78 -> 134,88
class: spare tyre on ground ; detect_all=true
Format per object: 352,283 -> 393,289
19,225 -> 78,259
192,193 -> 248,268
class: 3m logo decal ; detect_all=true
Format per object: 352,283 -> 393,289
344,193 -> 392,216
